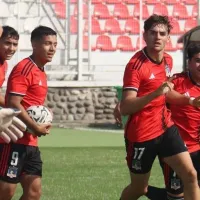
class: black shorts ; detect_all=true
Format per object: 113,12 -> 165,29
0,143 -> 42,183
125,125 -> 187,174
159,150 -> 200,195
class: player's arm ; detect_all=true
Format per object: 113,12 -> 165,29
0,89 -> 5,107
121,82 -> 173,115
165,90 -> 191,105
7,94 -> 50,136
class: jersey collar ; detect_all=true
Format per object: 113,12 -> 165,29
187,71 -> 200,87
143,48 -> 163,65
29,56 -> 44,72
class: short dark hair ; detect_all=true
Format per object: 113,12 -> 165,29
187,43 -> 200,60
144,14 -> 173,34
1,26 -> 19,40
31,26 -> 57,42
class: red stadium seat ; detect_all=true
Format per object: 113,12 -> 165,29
153,3 -> 169,16
70,0 -> 77,3
191,5 -> 198,18
70,16 -> 77,34
104,0 -> 121,4
93,4 -> 111,19
104,18 -> 123,34
84,18 -> 103,34
116,36 -> 135,51
122,0 -> 140,4
124,18 -> 140,34
96,35 -> 116,51
181,0 -> 197,5
73,4 -> 88,19
136,37 -> 146,50
145,0 -> 160,4
184,18 -> 197,32
172,3 -> 189,19
133,4 -> 149,19
113,3 -> 130,19
170,18 -> 182,34
162,0 -> 180,5
165,40 -> 176,51
92,0 -> 102,4
54,2 -> 66,18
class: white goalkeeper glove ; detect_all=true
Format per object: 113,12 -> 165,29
0,108 -> 27,143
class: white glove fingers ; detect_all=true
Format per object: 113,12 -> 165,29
12,117 -> 27,132
4,128 -> 18,143
0,132 -> 11,143
9,125 -> 23,139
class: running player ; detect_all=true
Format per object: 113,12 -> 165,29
0,26 -> 57,200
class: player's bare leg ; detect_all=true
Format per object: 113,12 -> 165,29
19,175 -> 42,200
0,180 -> 17,200
120,171 -> 150,200
164,151 -> 200,200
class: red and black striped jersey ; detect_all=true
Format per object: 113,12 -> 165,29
3,57 -> 47,146
123,49 -> 173,142
170,72 -> 200,153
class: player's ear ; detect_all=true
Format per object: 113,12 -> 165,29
31,41 -> 37,49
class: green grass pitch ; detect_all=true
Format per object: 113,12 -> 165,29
13,128 -> 164,200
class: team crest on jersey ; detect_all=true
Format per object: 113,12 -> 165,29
132,160 -> 142,171
171,178 -> 181,190
165,64 -> 171,77
7,166 -> 18,178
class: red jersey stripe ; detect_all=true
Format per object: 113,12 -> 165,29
0,144 -> 10,176
132,53 -> 146,70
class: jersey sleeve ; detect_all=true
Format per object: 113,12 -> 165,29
8,65 -> 31,96
123,59 -> 143,92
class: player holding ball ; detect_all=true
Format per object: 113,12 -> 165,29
0,26 -> 57,200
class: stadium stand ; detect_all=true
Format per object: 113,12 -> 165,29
116,35 -> 135,51
122,0 -> 140,4
104,18 -> 124,34
73,4 -> 88,19
113,3 -> 130,19
172,3 -> 189,19
54,2 -> 66,18
191,4 -> 198,18
133,3 -> 149,19
162,0 -> 181,5
182,0 -> 197,5
93,4 -> 111,19
105,0 -> 122,4
153,3 -> 169,16
124,18 -> 140,34
84,18 -> 103,34
96,35 -> 116,51
184,18 -> 198,32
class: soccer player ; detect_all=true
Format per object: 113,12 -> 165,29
0,26 -> 19,106
0,26 -> 27,143
119,14 -> 200,200
0,26 -> 57,200
145,43 -> 200,200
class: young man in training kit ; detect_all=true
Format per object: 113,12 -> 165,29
146,43 -> 200,200
0,26 -> 26,144
0,26 -> 57,200
119,14 -> 200,200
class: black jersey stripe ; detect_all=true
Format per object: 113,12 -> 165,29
21,60 -> 35,76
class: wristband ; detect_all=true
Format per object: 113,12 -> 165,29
189,97 -> 195,105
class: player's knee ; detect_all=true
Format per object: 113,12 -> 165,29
130,183 -> 148,197
26,187 -> 42,199
182,168 -> 197,184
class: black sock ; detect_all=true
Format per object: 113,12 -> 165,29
167,193 -> 184,200
145,185 -> 167,200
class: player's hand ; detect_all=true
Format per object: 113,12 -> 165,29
189,97 -> 200,107
0,108 -> 26,143
155,81 -> 174,96
34,123 -> 52,137
114,102 -> 122,125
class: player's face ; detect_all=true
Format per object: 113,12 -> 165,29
35,35 -> 57,63
143,24 -> 170,52
0,36 -> 18,61
188,53 -> 200,80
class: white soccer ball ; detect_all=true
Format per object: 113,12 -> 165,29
26,105 -> 53,124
